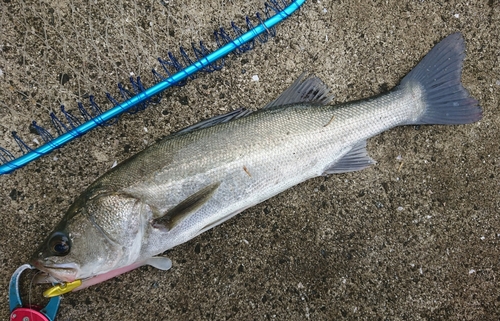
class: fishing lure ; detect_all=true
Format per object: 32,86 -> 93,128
0,0 -> 306,175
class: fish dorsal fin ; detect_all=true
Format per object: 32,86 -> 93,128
324,140 -> 376,174
175,108 -> 252,135
152,182 -> 221,231
264,72 -> 334,109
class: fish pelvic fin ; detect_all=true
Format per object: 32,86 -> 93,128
264,72 -> 335,109
152,182 -> 221,231
399,32 -> 482,125
323,140 -> 376,175
145,257 -> 173,271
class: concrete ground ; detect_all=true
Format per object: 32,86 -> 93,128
1,0 -> 499,320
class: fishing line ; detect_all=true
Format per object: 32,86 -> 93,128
0,0 -> 306,175
27,270 -> 41,308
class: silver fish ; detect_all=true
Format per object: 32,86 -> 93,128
31,33 -> 481,292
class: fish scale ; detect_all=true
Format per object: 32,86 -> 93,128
161,91 -> 418,241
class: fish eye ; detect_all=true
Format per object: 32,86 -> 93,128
48,232 -> 71,256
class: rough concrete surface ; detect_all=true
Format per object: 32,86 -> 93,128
1,0 -> 499,320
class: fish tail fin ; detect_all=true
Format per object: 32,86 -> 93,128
400,32 -> 482,125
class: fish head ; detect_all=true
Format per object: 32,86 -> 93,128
31,190 -> 146,284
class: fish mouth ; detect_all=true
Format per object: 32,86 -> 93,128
31,260 -> 80,283
32,259 -> 147,291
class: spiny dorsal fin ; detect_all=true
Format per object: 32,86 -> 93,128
152,182 -> 221,231
264,72 -> 334,109
175,108 -> 252,135
324,140 -> 376,174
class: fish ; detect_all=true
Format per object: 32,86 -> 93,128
31,32 -> 481,292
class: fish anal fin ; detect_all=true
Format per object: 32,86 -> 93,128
152,182 -> 221,231
264,72 -> 334,109
324,140 -> 376,174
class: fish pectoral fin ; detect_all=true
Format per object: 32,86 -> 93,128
152,182 -> 221,231
145,257 -> 173,271
264,72 -> 334,109
324,140 -> 376,174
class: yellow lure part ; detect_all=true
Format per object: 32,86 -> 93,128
43,279 -> 82,297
